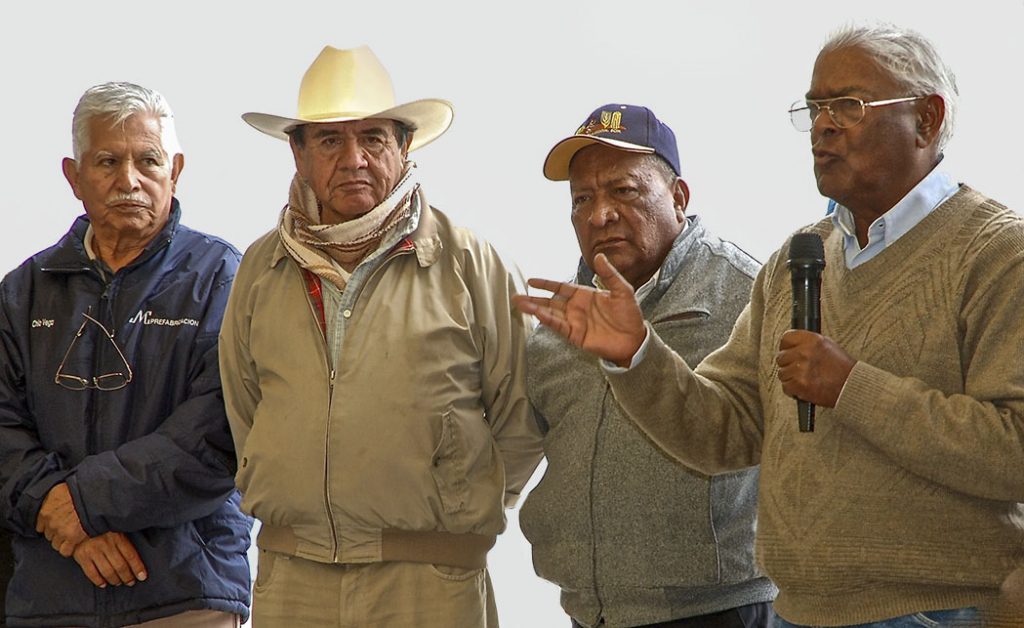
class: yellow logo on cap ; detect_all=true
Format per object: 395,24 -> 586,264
576,110 -> 625,135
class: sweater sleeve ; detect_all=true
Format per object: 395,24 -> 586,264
835,222 -> 1024,501
605,266 -> 769,475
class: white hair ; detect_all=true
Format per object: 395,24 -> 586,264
821,23 -> 959,150
71,82 -> 182,162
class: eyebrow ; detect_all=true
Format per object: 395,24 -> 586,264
310,125 -> 392,139
570,174 -> 640,192
805,85 -> 872,100
310,128 -> 341,139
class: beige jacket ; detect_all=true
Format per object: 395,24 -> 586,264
220,204 -> 542,569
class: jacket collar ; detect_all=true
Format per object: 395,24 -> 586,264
39,198 -> 183,273
575,215 -> 703,298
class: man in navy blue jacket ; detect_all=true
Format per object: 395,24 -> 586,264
0,82 -> 251,627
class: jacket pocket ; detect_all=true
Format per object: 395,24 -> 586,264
430,410 -> 469,514
651,308 -> 711,324
254,548 -> 285,593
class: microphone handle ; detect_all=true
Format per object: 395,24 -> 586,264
798,399 -> 815,432
791,270 -> 822,433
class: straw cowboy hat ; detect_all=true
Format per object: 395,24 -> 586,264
243,45 -> 454,152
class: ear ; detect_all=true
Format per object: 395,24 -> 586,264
62,157 -> 83,201
916,94 -> 945,148
170,153 -> 185,193
672,177 -> 690,221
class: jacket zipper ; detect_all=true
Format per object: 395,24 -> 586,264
85,279 -> 115,457
295,245 -> 415,562
296,265 -> 340,560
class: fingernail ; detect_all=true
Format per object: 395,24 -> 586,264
137,571 -> 147,581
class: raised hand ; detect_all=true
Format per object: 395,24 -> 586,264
73,531 -> 148,588
513,253 -> 647,367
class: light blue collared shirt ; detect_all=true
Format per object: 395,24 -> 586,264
831,168 -> 959,269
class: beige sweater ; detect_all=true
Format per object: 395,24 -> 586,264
607,186 -> 1024,625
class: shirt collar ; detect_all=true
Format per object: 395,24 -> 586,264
593,267 -> 661,303
831,167 -> 958,244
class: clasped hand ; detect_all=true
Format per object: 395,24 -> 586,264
36,482 -> 148,587
35,482 -> 87,556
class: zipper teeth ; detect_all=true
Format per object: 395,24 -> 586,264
87,283 -> 113,456
589,388 -> 608,620
297,265 -> 340,559
324,368 -> 338,561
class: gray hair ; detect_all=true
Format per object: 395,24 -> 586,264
643,153 -> 679,186
821,23 -> 959,150
71,82 -> 182,162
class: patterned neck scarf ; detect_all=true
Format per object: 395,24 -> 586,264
278,163 -> 419,290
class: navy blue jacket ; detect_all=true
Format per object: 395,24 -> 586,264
0,201 -> 251,627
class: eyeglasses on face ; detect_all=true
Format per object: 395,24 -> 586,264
54,311 -> 133,391
788,95 -> 926,132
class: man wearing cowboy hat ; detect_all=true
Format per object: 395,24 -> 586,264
219,45 -> 543,626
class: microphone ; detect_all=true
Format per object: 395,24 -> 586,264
787,233 -> 826,432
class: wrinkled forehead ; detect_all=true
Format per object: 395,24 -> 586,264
86,113 -> 169,154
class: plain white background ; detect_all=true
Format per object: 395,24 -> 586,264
1,2 -> 1021,626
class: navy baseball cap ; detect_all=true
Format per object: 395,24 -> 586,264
543,104 -> 681,181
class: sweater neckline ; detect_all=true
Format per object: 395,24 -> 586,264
827,184 -> 976,291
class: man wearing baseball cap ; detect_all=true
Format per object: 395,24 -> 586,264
519,104 -> 775,627
219,45 -> 543,627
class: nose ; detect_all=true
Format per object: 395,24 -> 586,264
589,200 -> 619,227
115,161 -> 141,192
810,105 -> 839,144
336,139 -> 369,170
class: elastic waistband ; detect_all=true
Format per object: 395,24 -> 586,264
258,524 -> 496,570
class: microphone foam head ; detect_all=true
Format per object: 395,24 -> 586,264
789,232 -> 825,262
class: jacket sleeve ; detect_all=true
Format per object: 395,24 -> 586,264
833,225 -> 1024,501
63,257 -> 243,535
472,244 -> 544,508
605,266 -> 769,476
218,250 -> 261,472
0,281 -> 75,537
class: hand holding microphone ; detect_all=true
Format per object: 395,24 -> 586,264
776,233 -> 857,431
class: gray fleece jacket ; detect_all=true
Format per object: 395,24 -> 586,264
520,217 -> 776,628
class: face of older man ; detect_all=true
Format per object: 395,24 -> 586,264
569,145 -> 687,289
62,113 -> 182,246
808,46 -> 939,216
290,119 -> 409,224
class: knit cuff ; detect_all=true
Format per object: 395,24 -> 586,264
834,360 -> 899,433
606,324 -> 680,397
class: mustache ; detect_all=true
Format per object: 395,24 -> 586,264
106,193 -> 151,207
